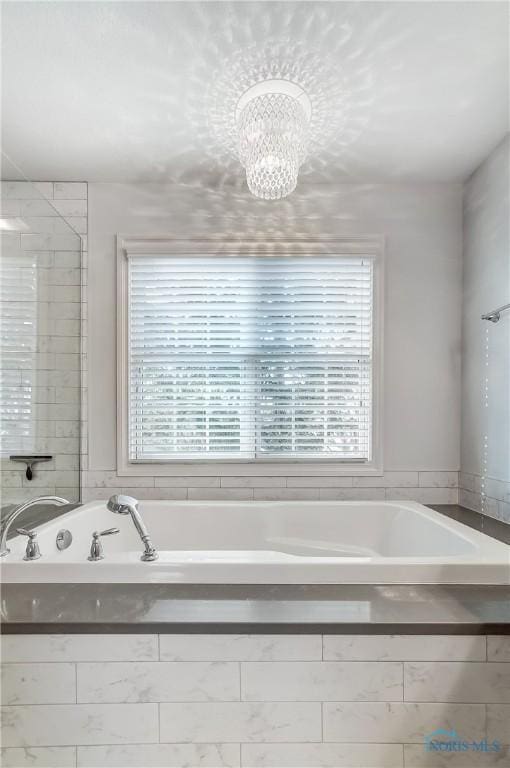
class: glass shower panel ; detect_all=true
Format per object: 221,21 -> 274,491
482,311 -> 510,523
0,161 -> 82,511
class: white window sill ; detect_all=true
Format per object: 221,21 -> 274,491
116,459 -> 384,478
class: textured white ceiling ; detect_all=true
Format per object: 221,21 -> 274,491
1,1 -> 508,184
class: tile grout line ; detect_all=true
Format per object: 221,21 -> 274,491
5,740 -> 510,750
7,696 -> 507,707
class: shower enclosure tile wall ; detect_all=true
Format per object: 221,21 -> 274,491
460,135 -> 510,524
0,181 -> 86,507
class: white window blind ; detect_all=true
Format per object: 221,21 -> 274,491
0,251 -> 37,457
128,254 -> 373,462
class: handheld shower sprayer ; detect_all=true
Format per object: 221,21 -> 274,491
106,494 -> 158,562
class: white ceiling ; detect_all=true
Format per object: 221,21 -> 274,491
1,1 -> 509,185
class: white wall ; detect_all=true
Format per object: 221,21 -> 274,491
85,181 -> 462,501
460,135 -> 510,522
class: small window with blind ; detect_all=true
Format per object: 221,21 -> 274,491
117,239 -> 382,472
0,250 -> 37,457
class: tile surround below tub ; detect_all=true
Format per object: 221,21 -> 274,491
76,660 -> 240,703
488,636 -> 510,662
0,633 -> 158,662
159,633 -> 322,661
403,744 -> 510,767
404,661 -> 510,703
0,663 -> 76,705
0,747 -> 77,768
159,701 -> 322,743
76,744 -> 241,767
487,703 -> 510,741
2,633 -> 509,768
322,701 -> 486,743
240,660 -> 403,702
240,743 -> 404,767
323,634 -> 487,661
1,703 -> 159,747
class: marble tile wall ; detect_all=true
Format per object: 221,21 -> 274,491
1,633 -> 509,767
459,472 -> 510,524
0,181 -> 86,507
81,470 -> 459,504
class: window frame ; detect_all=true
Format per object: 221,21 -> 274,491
116,236 -> 384,477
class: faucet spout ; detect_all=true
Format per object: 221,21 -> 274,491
0,496 -> 70,557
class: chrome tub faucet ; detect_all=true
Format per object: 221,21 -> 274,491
106,494 -> 158,561
87,527 -> 119,561
0,496 -> 70,557
16,528 -> 41,561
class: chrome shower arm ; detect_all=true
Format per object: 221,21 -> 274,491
481,302 -> 510,323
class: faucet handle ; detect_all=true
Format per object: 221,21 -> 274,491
16,528 -> 37,538
88,528 -> 119,561
16,529 -> 41,561
95,528 -> 120,537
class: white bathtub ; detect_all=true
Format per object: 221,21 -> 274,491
1,500 -> 509,584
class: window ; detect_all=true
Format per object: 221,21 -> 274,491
118,238 -> 382,472
0,250 -> 37,457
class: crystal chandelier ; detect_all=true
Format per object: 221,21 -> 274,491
236,80 -> 311,200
